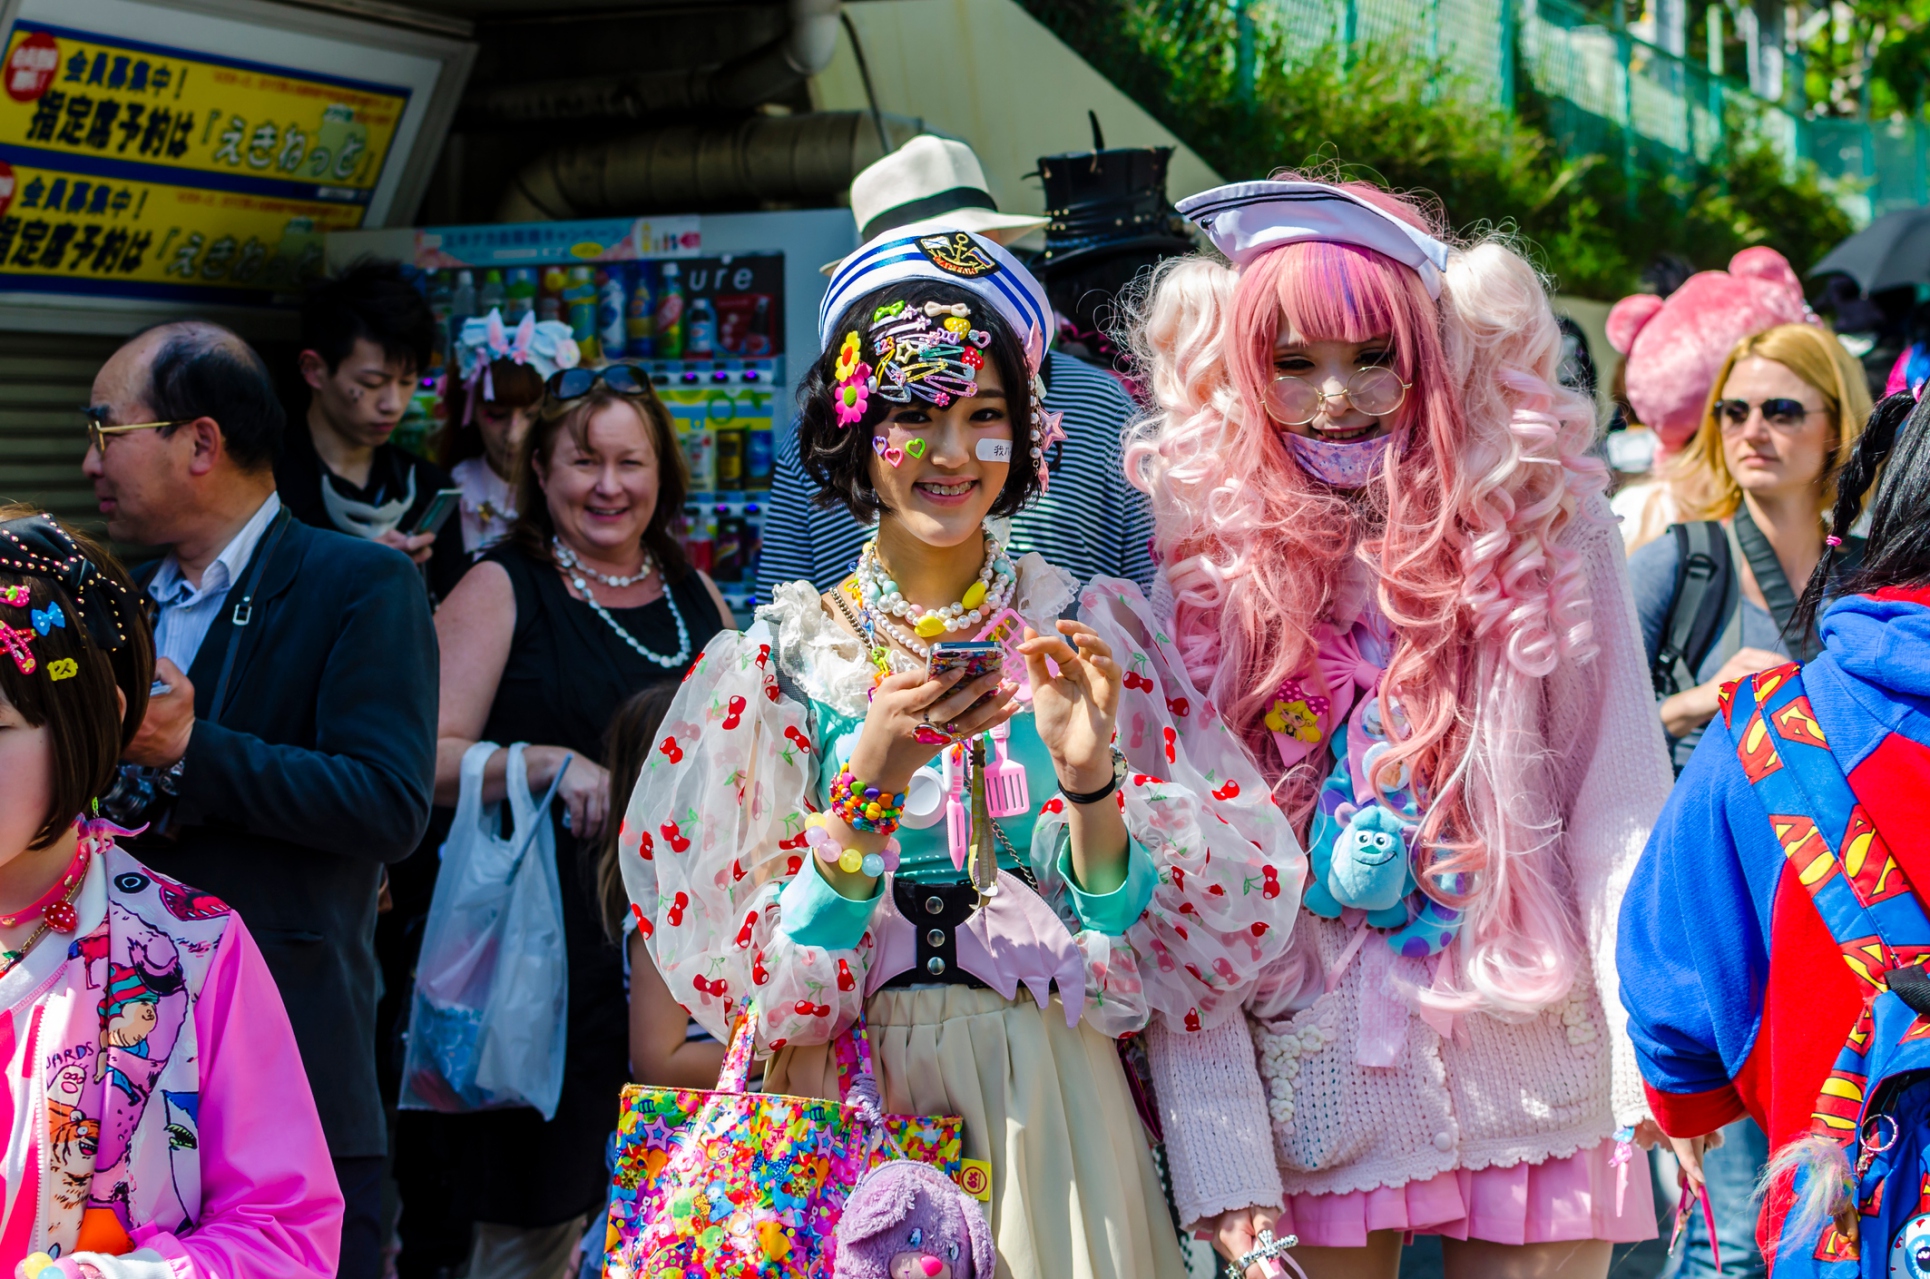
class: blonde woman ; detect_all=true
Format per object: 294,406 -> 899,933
1626,322 -> 1870,1273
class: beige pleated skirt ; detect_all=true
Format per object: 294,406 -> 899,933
765,985 -> 1188,1279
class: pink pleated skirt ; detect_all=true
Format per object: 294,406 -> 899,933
1276,1138 -> 1658,1249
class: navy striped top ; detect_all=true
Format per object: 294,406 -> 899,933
753,351 -> 1156,600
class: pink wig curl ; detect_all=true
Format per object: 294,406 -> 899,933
1125,179 -> 1610,1015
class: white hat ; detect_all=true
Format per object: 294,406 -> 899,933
817,218 -> 1051,350
822,136 -> 1050,275
1177,180 -> 1453,299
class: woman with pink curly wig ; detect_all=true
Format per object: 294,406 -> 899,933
1131,178 -> 1677,1278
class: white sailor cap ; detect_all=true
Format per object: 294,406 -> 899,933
817,218 -> 1053,348
1176,180 -> 1452,299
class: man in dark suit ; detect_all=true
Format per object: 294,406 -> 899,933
83,320 -> 438,1279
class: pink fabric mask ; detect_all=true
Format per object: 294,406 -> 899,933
1285,429 -> 1396,488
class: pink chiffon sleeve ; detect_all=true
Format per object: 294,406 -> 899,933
129,915 -> 343,1278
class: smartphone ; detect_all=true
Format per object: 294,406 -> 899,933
926,641 -> 1003,685
410,487 -> 465,537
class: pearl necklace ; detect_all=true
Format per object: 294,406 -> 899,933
855,533 -> 1015,656
552,537 -> 691,670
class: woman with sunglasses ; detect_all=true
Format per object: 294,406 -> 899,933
406,364 -> 732,1279
1631,324 -> 1872,771
1128,178 -> 1674,1278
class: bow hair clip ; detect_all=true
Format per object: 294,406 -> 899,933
31,601 -> 63,635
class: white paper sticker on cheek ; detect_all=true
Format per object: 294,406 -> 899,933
976,438 -> 1013,463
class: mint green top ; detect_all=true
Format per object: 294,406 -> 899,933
776,695 -> 1156,948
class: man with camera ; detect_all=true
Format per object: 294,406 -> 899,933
84,319 -> 438,1279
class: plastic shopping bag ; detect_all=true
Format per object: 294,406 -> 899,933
400,740 -> 569,1120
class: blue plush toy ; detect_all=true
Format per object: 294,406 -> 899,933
1328,805 -> 1413,914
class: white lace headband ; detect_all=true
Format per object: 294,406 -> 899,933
1176,180 -> 1452,299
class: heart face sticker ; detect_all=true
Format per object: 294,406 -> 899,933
872,437 -> 888,457
905,438 -> 927,459
884,446 -> 905,467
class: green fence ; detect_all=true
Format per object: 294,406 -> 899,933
1244,0 -> 1925,227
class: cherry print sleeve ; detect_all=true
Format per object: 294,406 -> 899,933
618,625 -> 868,1050
1028,579 -> 1309,1039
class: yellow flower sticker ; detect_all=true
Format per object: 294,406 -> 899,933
835,331 -> 863,381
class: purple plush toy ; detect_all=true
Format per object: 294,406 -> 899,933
833,1160 -> 994,1279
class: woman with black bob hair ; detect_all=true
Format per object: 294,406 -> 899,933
616,225 -> 1299,1277
0,509 -> 341,1276
1620,389 -> 1930,1269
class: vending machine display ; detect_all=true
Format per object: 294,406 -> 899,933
395,216 -> 787,617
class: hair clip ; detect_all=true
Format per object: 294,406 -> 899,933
0,585 -> 26,607
0,623 -> 35,675
1825,534 -> 1843,547
31,601 -> 63,636
923,301 -> 972,319
47,657 -> 77,681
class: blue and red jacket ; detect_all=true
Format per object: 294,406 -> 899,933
1619,584 -> 1930,1154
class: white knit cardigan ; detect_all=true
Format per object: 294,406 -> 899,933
1147,490 -> 1676,1226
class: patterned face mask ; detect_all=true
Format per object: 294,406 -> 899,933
1284,429 -> 1398,489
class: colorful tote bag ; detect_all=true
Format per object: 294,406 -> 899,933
601,1000 -> 965,1279
1728,663 -> 1930,1275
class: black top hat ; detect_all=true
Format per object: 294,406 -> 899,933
1036,128 -> 1196,276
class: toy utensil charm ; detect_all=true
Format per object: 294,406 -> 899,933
1234,1229 -> 1309,1279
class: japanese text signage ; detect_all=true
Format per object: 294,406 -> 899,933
0,21 -> 411,303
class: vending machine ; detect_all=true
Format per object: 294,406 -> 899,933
328,208 -> 856,616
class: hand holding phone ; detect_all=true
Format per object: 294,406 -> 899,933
411,487 -> 465,538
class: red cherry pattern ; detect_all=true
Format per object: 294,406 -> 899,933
1250,920 -> 1270,937
1041,798 -> 1065,815
1184,1008 -> 1202,1033
734,910 -> 757,949
635,830 -> 654,860
1166,696 -> 1190,717
1261,865 -> 1282,899
659,736 -> 684,764
659,821 -> 691,853
667,891 -> 689,927
783,726 -> 812,753
837,958 -> 856,992
752,950 -> 770,984
1163,726 -> 1177,764
722,696 -> 747,730
764,681 -> 780,703
1212,780 -> 1241,801
755,643 -> 771,670
692,974 -> 730,997
1122,671 -> 1153,693
784,855 -> 803,877
792,1000 -> 832,1018
630,902 -> 653,939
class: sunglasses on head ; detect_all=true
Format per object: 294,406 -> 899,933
545,365 -> 653,401
1716,397 -> 1823,429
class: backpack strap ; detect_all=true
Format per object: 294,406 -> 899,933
1729,664 -> 1930,1139
1653,522 -> 1736,697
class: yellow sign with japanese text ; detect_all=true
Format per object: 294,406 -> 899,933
0,20 -> 411,301
0,23 -> 408,191
0,157 -> 363,293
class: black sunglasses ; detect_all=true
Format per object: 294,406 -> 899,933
1716,397 -> 1824,430
545,365 -> 653,401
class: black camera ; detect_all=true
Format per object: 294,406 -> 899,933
97,761 -> 181,833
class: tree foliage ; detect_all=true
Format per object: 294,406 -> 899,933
1024,0 -> 1853,298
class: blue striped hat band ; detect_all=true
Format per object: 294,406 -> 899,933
817,219 -> 1052,350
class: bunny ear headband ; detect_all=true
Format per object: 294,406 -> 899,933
454,308 -> 582,425
1177,180 -> 1452,299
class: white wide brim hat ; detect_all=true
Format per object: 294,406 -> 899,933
821,135 -> 1049,275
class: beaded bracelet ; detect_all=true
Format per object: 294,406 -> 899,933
803,812 -> 901,877
828,770 -> 906,834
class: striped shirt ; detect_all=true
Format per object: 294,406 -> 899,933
754,351 -> 1155,600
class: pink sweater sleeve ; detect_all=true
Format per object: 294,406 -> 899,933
1146,1017 -> 1283,1229
129,915 -> 344,1278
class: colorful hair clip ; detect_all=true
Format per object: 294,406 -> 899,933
31,601 -> 63,636
923,301 -> 972,319
1825,534 -> 1843,547
0,586 -> 27,607
47,657 -> 77,681
0,623 -> 35,675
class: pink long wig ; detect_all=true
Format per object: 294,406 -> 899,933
1126,180 -> 1609,1015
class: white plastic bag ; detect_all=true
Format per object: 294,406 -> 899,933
400,740 -> 569,1120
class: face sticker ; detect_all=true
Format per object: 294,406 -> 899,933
904,438 -> 927,458
976,438 -> 1013,463
872,436 -> 888,457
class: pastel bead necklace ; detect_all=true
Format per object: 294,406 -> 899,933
855,529 -> 1014,658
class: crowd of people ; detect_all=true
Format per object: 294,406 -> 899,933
1,133 -> 1926,1279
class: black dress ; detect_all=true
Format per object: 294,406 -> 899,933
394,540 -> 727,1245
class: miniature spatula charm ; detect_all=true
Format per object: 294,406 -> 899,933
984,719 -> 1030,818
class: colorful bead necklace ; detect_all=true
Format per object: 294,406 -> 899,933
0,843 -> 89,972
854,529 -> 1014,658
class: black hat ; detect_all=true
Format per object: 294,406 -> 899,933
1035,121 -> 1195,277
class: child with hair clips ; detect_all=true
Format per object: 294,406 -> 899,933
618,223 -> 1302,1279
0,510 -> 340,1279
1620,390 -> 1930,1274
1128,178 -> 1675,1279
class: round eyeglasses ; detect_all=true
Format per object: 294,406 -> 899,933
1265,366 -> 1410,427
